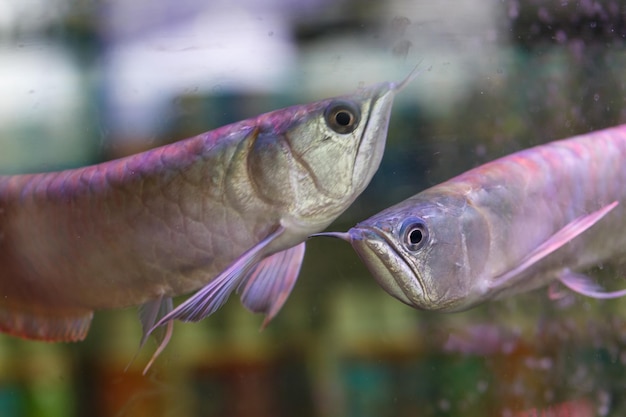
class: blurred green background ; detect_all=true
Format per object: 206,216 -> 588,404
1,0 -> 626,416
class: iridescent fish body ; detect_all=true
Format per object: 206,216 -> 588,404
0,75 -> 413,356
322,125 -> 626,311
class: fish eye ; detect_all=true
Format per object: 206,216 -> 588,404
324,101 -> 361,134
400,217 -> 429,252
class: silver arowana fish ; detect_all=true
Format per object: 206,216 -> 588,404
0,73 -> 414,366
319,125 -> 626,312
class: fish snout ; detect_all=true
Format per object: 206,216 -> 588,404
347,226 -> 419,306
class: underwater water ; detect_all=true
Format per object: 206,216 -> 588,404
1,0 -> 626,416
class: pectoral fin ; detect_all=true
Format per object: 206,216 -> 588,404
150,226 -> 285,331
558,269 -> 626,299
490,201 -> 618,289
239,242 -> 305,329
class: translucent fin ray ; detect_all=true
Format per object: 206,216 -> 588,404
558,269 -> 626,299
148,227 -> 285,331
138,296 -> 174,348
490,201 -> 618,289
240,242 -> 306,328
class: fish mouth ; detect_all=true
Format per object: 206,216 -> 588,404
348,225 -> 428,308
351,66 -> 420,196
350,84 -> 396,193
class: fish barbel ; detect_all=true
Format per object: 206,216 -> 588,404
319,125 -> 626,312
0,71 -> 416,363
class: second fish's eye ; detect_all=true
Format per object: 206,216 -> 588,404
400,217 -> 429,252
324,101 -> 360,134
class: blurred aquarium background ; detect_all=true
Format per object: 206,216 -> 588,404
1,0 -> 626,416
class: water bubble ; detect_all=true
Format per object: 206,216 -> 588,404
597,390 -> 611,416
524,356 -> 552,370
477,380 -> 488,393
438,399 -> 450,411
539,357 -> 553,370
543,389 -> 554,401
555,30 -> 567,43
392,40 -> 412,60
390,16 -> 411,37
508,0 -> 519,19
538,7 -> 551,22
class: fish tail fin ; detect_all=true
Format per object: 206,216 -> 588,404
0,304 -> 92,342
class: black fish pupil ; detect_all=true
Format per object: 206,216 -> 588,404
335,111 -> 352,126
401,217 -> 428,251
409,228 -> 423,244
324,101 -> 360,134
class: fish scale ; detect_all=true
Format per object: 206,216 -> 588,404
0,73 -> 416,369
323,124 -> 626,313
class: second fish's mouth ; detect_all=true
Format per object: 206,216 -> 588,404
348,225 -> 429,308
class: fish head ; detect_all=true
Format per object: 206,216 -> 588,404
345,191 -> 491,312
248,70 -> 417,233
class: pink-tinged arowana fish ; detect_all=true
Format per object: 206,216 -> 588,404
319,125 -> 626,312
0,73 -> 414,367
